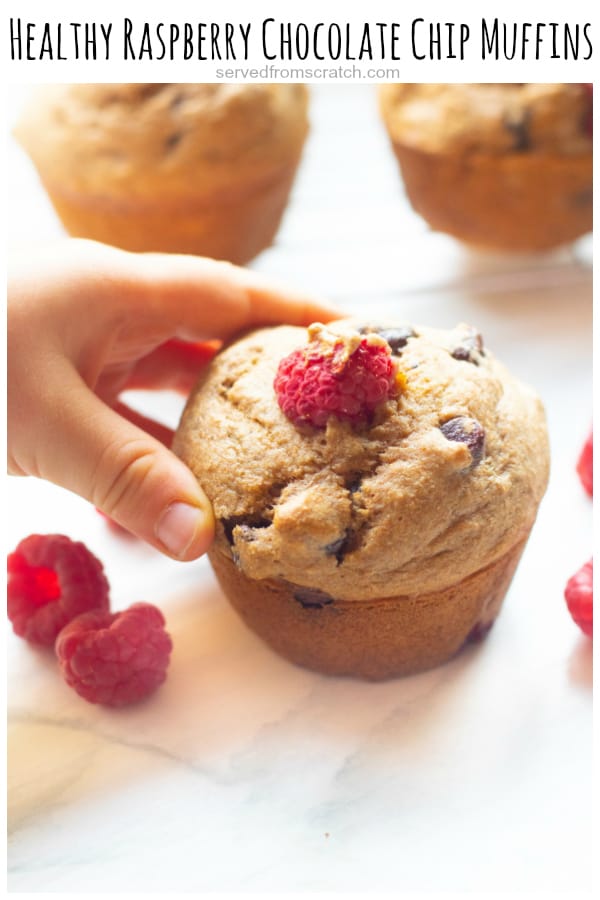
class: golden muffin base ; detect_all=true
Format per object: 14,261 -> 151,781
39,160 -> 301,264
391,144 -> 592,252
209,536 -> 528,680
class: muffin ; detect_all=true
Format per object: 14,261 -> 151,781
15,83 -> 309,263
174,319 -> 550,680
378,83 -> 593,252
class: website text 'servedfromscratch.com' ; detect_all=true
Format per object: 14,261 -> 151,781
215,65 -> 402,79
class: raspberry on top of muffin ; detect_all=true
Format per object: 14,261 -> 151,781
175,319 -> 549,600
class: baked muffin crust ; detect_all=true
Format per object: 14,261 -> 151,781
175,320 -> 550,600
379,83 -> 591,156
15,83 -> 309,202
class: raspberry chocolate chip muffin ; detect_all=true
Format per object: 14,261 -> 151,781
15,83 -> 309,263
174,319 -> 550,679
378,83 -> 593,252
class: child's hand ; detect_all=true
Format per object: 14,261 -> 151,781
8,240 -> 337,560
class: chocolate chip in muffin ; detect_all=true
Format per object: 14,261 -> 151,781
165,131 -> 183,152
502,108 -> 532,152
221,515 -> 271,545
440,417 -> 486,467
377,326 -> 416,356
571,188 -> 593,208
451,327 -> 485,365
169,91 -> 186,111
135,84 -> 167,102
359,324 -> 416,356
292,586 -> 335,609
345,474 -> 363,494
324,531 -> 352,565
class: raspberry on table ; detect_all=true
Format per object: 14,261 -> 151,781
7,534 -> 110,646
55,603 -> 173,707
564,559 -> 593,637
274,324 -> 401,429
576,430 -> 593,497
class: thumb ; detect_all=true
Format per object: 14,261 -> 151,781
31,368 -> 215,560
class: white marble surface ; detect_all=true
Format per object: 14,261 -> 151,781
6,85 -> 593,894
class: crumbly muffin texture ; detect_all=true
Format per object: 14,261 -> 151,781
379,83 -> 592,156
15,83 -> 309,200
174,320 -> 549,600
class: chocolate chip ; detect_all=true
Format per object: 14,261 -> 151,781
324,531 -> 352,565
377,327 -> 416,356
452,346 -> 475,362
451,328 -> 485,365
221,516 -> 270,545
345,474 -> 362,494
221,520 -> 236,545
136,84 -> 165,101
170,92 -> 186,111
165,131 -> 183,151
440,417 -> 486,467
503,109 -> 531,152
572,188 -> 593,208
359,324 -> 416,356
292,587 -> 335,609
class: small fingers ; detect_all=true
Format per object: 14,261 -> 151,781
123,339 -> 220,394
69,241 -> 341,340
15,362 -> 214,561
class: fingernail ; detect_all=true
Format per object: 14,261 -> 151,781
155,502 -> 205,558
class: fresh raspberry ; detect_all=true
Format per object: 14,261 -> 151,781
274,326 -> 400,428
7,535 -> 110,646
55,603 -> 172,707
564,559 -> 593,637
576,430 -> 593,497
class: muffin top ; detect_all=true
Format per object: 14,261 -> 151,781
379,83 -> 592,156
15,83 -> 309,200
174,320 -> 549,600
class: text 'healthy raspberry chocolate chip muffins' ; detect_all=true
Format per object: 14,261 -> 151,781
15,83 -> 309,264
174,320 -> 550,680
378,83 -> 593,253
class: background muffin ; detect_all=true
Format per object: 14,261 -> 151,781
379,83 -> 592,252
15,83 -> 309,263
174,319 -> 550,680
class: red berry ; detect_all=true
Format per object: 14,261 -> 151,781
7,535 -> 110,646
274,327 -> 400,429
576,430 -> 593,497
564,559 -> 593,637
56,603 -> 172,707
